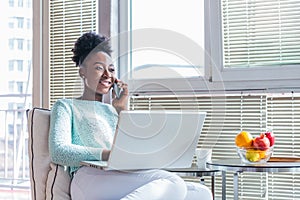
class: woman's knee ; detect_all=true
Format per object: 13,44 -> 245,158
148,170 -> 187,199
161,171 -> 187,198
185,182 -> 213,200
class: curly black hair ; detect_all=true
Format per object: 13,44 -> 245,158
71,31 -> 112,67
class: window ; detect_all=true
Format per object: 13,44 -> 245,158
16,17 -> 24,28
8,124 -> 14,135
17,39 -> 23,50
117,0 -> 211,94
8,39 -> 14,50
16,81 -> 23,93
18,0 -> 23,7
8,19 -> 14,28
8,81 -> 14,92
27,60 -> 31,71
9,0 -> 14,7
27,39 -> 31,51
8,60 -> 14,71
120,0 -> 300,93
17,60 -> 23,71
48,0 -> 98,106
26,0 -> 31,8
128,0 -> 204,80
17,103 -> 23,119
8,103 -> 14,110
26,18 -> 31,29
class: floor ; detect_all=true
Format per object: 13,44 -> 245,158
0,189 -> 31,200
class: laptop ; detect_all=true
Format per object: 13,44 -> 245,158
81,110 -> 206,170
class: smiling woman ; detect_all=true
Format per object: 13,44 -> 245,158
71,32 -> 128,113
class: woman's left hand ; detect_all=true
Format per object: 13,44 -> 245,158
112,80 -> 129,113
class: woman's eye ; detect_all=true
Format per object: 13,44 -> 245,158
95,66 -> 104,71
109,68 -> 115,73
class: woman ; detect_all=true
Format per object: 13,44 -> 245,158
49,31 -> 212,200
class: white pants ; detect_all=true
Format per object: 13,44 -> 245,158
71,166 -> 213,200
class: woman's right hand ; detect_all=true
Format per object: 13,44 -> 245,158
112,80 -> 129,113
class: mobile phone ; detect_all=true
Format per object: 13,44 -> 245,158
113,82 -> 121,98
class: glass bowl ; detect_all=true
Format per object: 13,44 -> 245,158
236,146 -> 274,164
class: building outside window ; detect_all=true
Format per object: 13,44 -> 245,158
0,0 -> 32,193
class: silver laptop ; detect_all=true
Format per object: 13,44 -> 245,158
81,110 -> 206,170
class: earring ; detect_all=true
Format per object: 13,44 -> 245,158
81,75 -> 85,79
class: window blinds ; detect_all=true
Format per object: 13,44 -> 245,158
49,0 -> 97,106
130,93 -> 300,199
222,0 -> 300,68
267,94 -> 300,199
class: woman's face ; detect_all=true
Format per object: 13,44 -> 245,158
79,51 -> 116,95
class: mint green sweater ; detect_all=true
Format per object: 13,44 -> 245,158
49,99 -> 118,175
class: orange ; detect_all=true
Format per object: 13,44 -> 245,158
235,131 -> 253,147
259,150 -> 267,159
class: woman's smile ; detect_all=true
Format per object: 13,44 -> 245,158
99,79 -> 112,88
99,79 -> 112,87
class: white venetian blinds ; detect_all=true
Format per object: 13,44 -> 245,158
130,92 -> 300,199
222,0 -> 300,68
49,0 -> 97,106
267,94 -> 300,199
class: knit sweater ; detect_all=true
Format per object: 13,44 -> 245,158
49,99 -> 118,175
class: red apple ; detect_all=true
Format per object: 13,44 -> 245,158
253,133 -> 270,150
264,131 -> 275,147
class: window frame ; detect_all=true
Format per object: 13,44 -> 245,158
207,0 -> 300,91
32,0 -> 49,108
116,0 -> 214,94
117,0 -> 300,94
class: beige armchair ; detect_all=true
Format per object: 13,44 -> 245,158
27,108 -> 71,200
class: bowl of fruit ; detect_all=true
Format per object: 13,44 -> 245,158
235,130 -> 275,164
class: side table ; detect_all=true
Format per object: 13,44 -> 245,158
207,158 -> 300,200
166,164 -> 221,199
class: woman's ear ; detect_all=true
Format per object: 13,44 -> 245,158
79,68 -> 86,78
